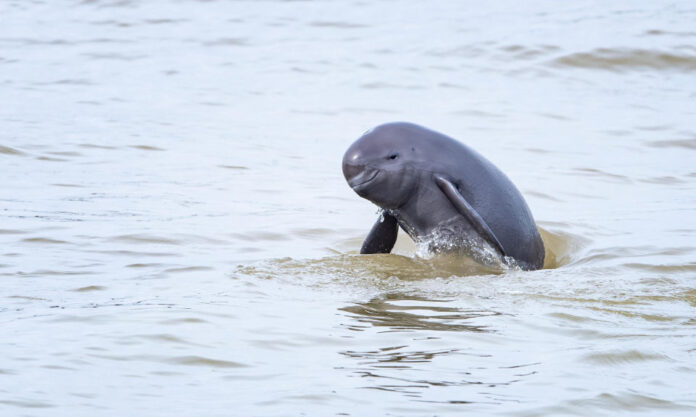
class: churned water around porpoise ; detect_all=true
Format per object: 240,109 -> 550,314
1,1 -> 695,416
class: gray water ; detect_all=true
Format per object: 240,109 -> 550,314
2,0 -> 696,416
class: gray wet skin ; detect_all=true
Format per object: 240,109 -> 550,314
342,122 -> 545,270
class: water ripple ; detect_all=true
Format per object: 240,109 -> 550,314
552,48 -> 696,71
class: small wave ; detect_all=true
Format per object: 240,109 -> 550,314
308,21 -> 369,29
201,37 -> 248,47
37,78 -> 93,86
538,226 -> 589,269
169,355 -> 246,368
551,48 -> 696,72
109,233 -> 224,246
0,229 -> 26,235
582,350 -> 670,366
684,289 -> 696,308
646,138 -> 696,150
142,18 -> 189,25
126,263 -> 166,268
160,317 -> 208,325
572,167 -> 632,183
129,145 -> 164,151
73,285 -> 107,292
623,262 -> 696,274
570,245 -> 695,270
51,183 -> 85,188
36,156 -> 67,162
138,334 -> 204,346
525,190 -> 563,202
643,29 -> 696,38
639,176 -> 686,185
291,227 -> 338,238
0,399 -> 54,409
164,266 -> 214,274
218,164 -> 249,170
78,143 -> 118,150
230,231 -> 291,242
12,270 -> 92,278
82,52 -> 145,61
540,392 -> 694,415
110,234 -> 180,245
498,44 -> 560,60
21,237 -> 69,245
87,353 -> 246,368
47,151 -> 82,157
0,145 -> 25,155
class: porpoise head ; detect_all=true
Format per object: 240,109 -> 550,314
342,122 -> 428,209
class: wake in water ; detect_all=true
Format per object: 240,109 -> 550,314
236,227 -> 586,288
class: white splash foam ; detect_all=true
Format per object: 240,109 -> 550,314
414,228 -> 519,271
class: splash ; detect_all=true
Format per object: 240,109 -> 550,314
413,228 -> 514,271
405,224 -> 586,271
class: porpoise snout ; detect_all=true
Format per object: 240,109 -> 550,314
342,147 -> 363,181
342,160 -> 363,183
343,151 -> 379,191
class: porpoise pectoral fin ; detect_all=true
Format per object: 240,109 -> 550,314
434,175 -> 507,257
360,211 -> 398,254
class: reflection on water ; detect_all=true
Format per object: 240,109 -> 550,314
2,0 -> 696,415
337,292 -> 539,404
341,293 -> 495,332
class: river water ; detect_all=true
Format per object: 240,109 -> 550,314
2,0 -> 695,416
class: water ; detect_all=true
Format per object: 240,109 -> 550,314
1,0 -> 695,415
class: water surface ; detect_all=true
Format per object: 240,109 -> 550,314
1,0 -> 695,416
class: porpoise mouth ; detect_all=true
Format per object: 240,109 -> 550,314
349,169 -> 380,190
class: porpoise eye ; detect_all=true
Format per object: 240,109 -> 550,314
388,153 -> 399,160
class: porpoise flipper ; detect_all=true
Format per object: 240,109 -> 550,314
360,211 -> 398,254
434,175 -> 507,257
